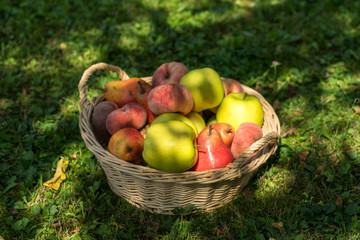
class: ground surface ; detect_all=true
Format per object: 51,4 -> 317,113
1,0 -> 360,239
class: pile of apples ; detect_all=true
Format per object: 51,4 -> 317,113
91,62 -> 264,172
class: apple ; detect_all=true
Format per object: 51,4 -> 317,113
192,124 -> 234,171
222,78 -> 244,96
216,92 -> 264,130
108,128 -> 144,162
152,62 -> 189,87
231,122 -> 263,159
180,68 -> 224,112
208,79 -> 244,114
142,120 -> 197,172
106,102 -> 147,135
186,111 -> 206,133
152,112 -> 198,136
207,123 -> 235,148
147,83 -> 194,115
91,101 -> 118,143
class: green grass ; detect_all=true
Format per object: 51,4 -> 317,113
1,0 -> 360,239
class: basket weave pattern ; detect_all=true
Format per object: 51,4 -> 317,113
78,63 -> 281,214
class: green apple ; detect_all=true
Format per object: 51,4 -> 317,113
143,120 -> 197,172
186,111 -> 206,133
152,112 -> 198,136
180,68 -> 224,112
216,92 -> 264,130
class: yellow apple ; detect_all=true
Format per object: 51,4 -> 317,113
216,92 -> 264,130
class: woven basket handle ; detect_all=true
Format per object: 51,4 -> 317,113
233,131 -> 279,175
78,62 -> 129,110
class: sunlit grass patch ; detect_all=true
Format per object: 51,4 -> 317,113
254,166 -> 296,197
63,44 -> 102,68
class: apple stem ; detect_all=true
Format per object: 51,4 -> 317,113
95,87 -> 106,92
137,81 -> 145,94
209,124 -> 213,136
242,92 -> 248,100
226,128 -> 233,134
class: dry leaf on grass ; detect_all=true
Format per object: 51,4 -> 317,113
273,99 -> 281,112
50,222 -> 61,228
281,127 -> 298,137
299,150 -> 309,167
43,158 -> 69,190
272,222 -> 284,229
335,196 -> 343,206
71,227 -> 80,234
215,228 -> 223,236
70,154 -> 79,160
255,81 -> 261,92
59,43 -> 67,50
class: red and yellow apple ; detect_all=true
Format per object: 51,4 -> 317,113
222,78 -> 244,96
108,127 -> 144,162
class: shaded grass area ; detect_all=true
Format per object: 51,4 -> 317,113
1,0 -> 360,239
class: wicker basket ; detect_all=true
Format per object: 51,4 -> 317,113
78,62 -> 281,215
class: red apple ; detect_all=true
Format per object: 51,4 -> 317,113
208,123 -> 235,148
222,78 -> 244,96
108,128 -> 144,162
231,122 -> 263,159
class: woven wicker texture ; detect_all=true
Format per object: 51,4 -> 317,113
78,62 -> 281,215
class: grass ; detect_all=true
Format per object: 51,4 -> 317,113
1,0 -> 360,239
